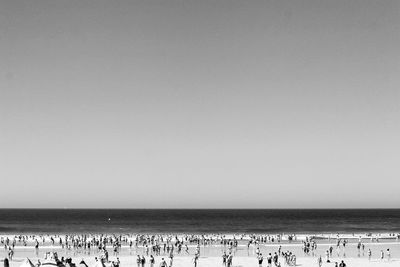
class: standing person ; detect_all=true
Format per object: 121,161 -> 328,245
380,250 -> 384,260
136,255 -> 141,267
273,252 -> 278,266
266,253 -> 272,267
368,249 -> 372,260
387,249 -> 391,261
222,251 -> 227,266
104,249 -> 109,262
169,255 -> 173,267
193,254 -> 199,267
7,247 -> 14,261
150,255 -> 155,267
141,255 -> 146,267
258,253 -> 264,267
35,240 -> 39,257
318,256 -> 322,267
325,250 -> 330,262
227,253 -> 233,267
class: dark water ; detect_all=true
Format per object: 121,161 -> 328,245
0,209 -> 399,234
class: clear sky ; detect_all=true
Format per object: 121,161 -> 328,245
1,0 -> 399,208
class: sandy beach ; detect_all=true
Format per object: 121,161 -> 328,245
5,256 -> 400,267
1,233 -> 399,267
3,253 -> 400,267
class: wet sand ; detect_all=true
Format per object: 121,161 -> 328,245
1,235 -> 399,267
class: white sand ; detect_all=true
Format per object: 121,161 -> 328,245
1,233 -> 399,267
3,255 -> 400,267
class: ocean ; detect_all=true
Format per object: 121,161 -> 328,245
0,209 -> 399,234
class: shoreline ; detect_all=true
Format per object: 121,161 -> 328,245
1,232 -> 399,267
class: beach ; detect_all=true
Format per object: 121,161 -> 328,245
1,209 -> 400,267
1,233 -> 399,267
4,256 -> 400,267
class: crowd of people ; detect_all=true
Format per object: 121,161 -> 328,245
1,233 -> 399,267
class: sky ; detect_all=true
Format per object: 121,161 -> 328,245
0,0 -> 399,208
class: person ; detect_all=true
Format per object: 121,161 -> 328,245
368,249 -> 371,260
273,252 -> 278,266
169,255 -> 173,267
141,255 -> 146,267
258,253 -> 264,267
159,258 -> 167,267
267,253 -> 272,267
150,255 -> 155,267
227,253 -> 233,267
387,249 -> 391,261
104,249 -> 109,262
325,250 -> 330,262
222,251 -> 227,266
380,250 -> 384,260
4,258 -> 9,267
318,255 -> 322,267
136,255 -> 141,267
7,247 -> 14,261
339,260 -> 346,267
193,254 -> 199,267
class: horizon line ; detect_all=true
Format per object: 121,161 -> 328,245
0,207 -> 399,210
